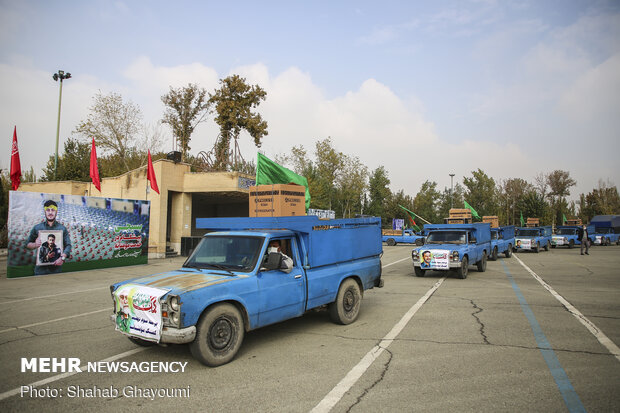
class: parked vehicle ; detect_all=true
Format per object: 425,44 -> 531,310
489,225 -> 515,260
514,226 -> 552,253
110,216 -> 383,366
587,215 -> 620,246
383,229 -> 425,246
552,226 -> 582,248
411,223 -> 491,279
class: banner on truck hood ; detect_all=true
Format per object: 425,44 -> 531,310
419,249 -> 450,270
515,239 -> 532,249
7,191 -> 150,278
114,284 -> 169,342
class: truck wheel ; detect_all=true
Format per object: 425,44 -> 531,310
505,244 -> 512,258
329,279 -> 362,325
414,266 -> 425,277
490,247 -> 498,261
534,242 -> 540,253
476,253 -> 487,272
386,238 -> 396,246
190,303 -> 245,367
568,240 -> 574,249
457,257 -> 468,279
544,241 -> 550,251
128,337 -> 156,347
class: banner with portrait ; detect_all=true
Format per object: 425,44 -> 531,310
7,191 -> 150,278
419,249 -> 450,270
114,284 -> 169,342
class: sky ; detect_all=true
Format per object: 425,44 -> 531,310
1,0 -> 619,203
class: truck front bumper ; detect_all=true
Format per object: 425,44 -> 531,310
109,314 -> 196,344
413,261 -> 461,270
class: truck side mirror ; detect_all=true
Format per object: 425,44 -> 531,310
263,252 -> 282,271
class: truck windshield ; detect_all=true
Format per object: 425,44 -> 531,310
516,229 -> 539,236
183,236 -> 264,273
426,231 -> 466,244
556,229 -> 576,235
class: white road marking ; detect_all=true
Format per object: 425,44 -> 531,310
0,347 -> 148,401
0,287 -> 108,305
311,276 -> 447,413
513,254 -> 620,362
0,308 -> 110,334
382,256 -> 412,268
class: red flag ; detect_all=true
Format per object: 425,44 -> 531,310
147,150 -> 159,194
89,138 -> 101,191
10,126 -> 21,190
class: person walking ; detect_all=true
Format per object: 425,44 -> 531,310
578,224 -> 589,255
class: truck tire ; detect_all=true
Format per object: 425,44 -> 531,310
505,244 -> 512,258
386,238 -> 396,246
568,240 -> 574,249
190,303 -> 245,367
534,242 -> 540,253
490,247 -> 498,261
544,241 -> 550,251
414,266 -> 425,277
457,257 -> 468,279
128,337 -> 156,347
329,279 -> 362,325
476,253 -> 487,272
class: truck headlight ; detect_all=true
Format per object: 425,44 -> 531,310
170,312 -> 180,326
169,295 -> 180,312
451,251 -> 459,262
412,250 -> 419,260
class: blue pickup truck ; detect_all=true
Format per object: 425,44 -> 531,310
514,226 -> 552,253
551,225 -> 581,248
587,215 -> 620,246
489,225 -> 515,260
110,216 -> 383,366
411,223 -> 491,279
383,229 -> 425,246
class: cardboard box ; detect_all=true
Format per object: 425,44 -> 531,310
482,216 -> 499,228
526,218 -> 540,227
449,208 -> 472,219
249,184 -> 306,217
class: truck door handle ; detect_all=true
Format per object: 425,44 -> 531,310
294,274 -> 302,279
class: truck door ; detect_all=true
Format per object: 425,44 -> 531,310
257,237 -> 306,327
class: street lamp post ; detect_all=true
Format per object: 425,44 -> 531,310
449,173 -> 455,209
53,70 -> 71,179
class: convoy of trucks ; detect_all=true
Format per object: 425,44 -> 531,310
108,206 -> 618,366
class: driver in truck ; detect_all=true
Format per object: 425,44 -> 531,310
266,240 -> 294,273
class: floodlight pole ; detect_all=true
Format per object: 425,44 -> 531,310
449,173 -> 455,209
53,70 -> 71,179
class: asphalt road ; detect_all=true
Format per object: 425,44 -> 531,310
0,245 -> 619,412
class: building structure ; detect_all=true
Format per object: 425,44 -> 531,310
18,159 -> 255,258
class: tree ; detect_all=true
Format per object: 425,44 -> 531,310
437,183 -> 465,221
463,169 -> 498,218
546,170 -> 576,225
499,178 -> 532,225
74,92 -> 143,172
336,155 -> 368,218
312,138 -> 343,211
521,190 -> 548,224
208,75 -> 268,170
367,166 -> 391,218
41,138 -> 90,182
384,189 -> 416,228
413,181 -> 441,224
579,181 -> 620,221
161,83 -> 210,162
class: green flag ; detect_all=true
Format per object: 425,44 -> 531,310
463,201 -> 481,219
520,211 -> 525,226
398,205 -> 421,232
256,152 -> 310,209
562,213 -> 567,225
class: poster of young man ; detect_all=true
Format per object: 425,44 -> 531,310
7,191 -> 150,278
419,250 -> 450,270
